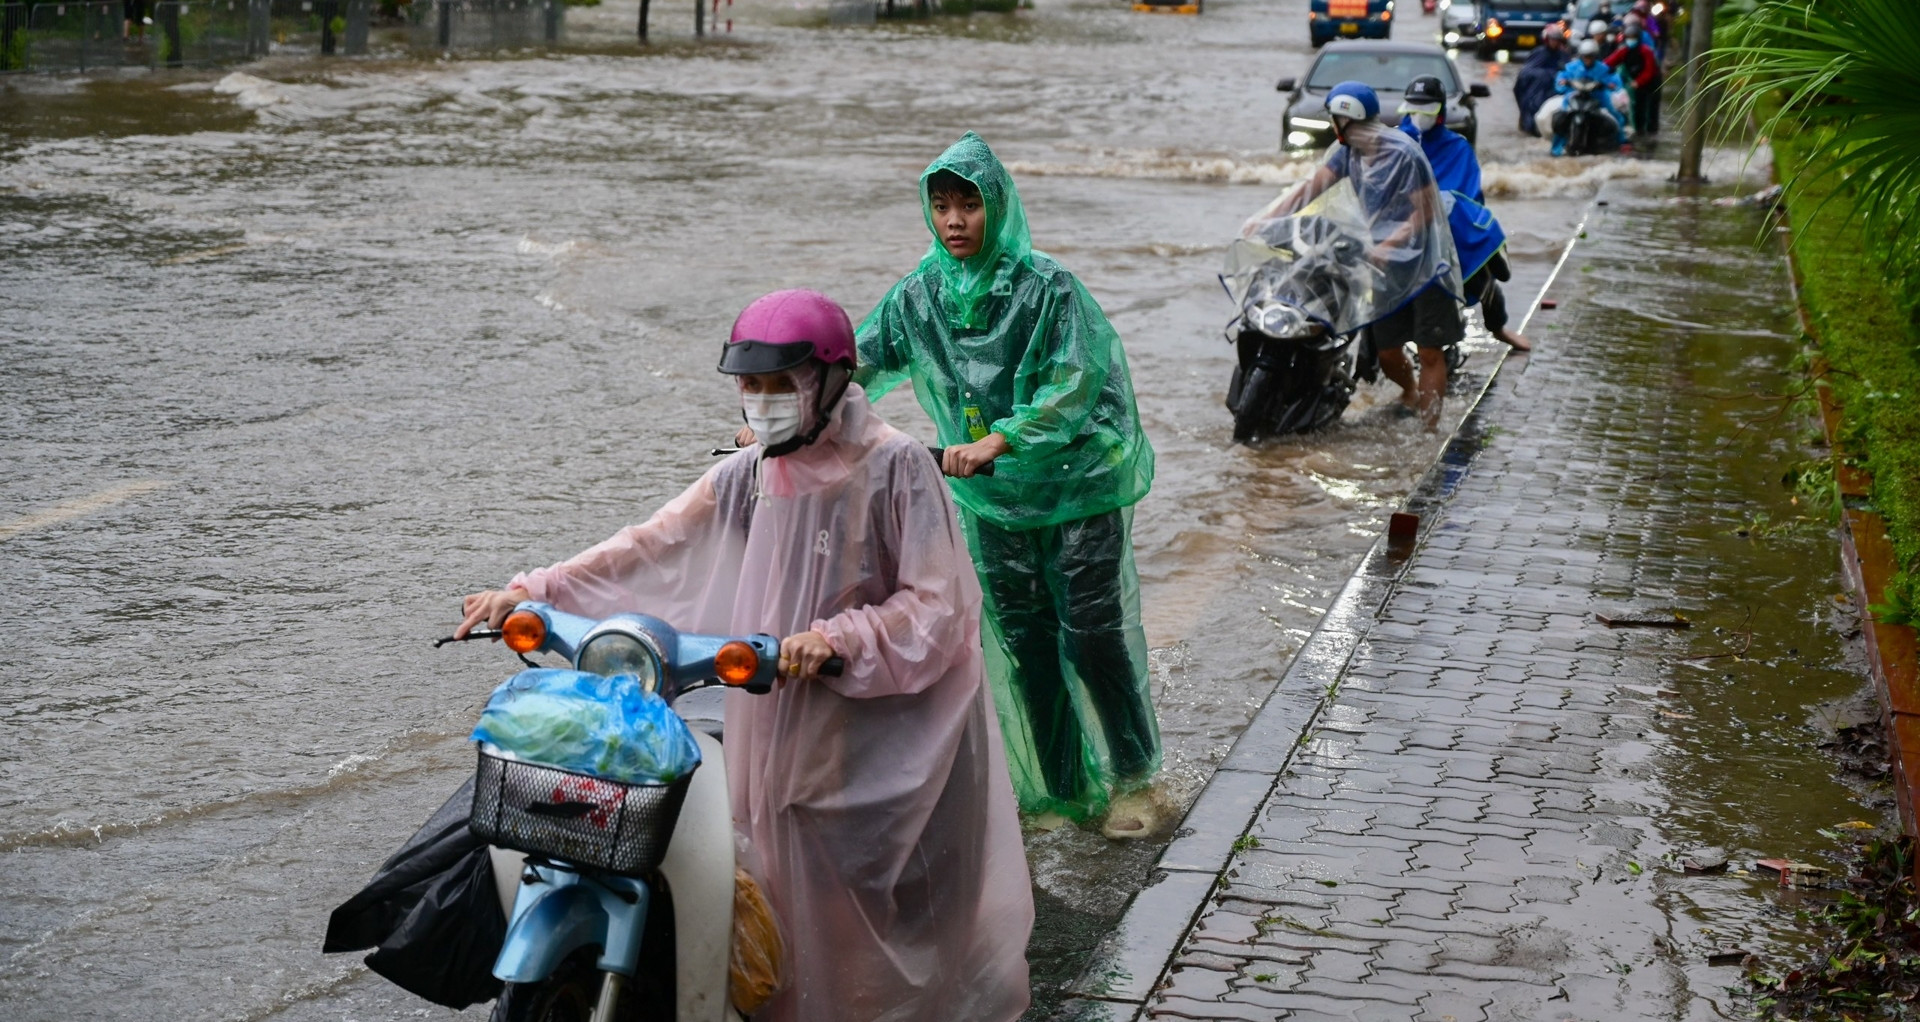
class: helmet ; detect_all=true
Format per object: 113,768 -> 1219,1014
1324,81 -> 1381,122
1588,19 -> 1609,36
718,289 -> 857,375
1543,22 -> 1565,41
1401,75 -> 1447,113
1577,38 -> 1601,57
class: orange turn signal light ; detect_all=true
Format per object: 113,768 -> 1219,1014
715,641 -> 760,686
502,610 -> 547,654
1485,19 -> 1503,36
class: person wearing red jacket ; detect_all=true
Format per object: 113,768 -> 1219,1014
1605,14 -> 1663,136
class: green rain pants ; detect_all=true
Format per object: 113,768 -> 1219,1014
961,506 -> 1160,818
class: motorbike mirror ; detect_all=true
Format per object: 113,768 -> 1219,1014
1275,77 -> 1296,93
501,609 -> 548,654
715,640 -> 760,686
1470,83 -> 1491,98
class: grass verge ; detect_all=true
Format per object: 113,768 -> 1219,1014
1772,127 -> 1920,625
1749,837 -> 1920,1020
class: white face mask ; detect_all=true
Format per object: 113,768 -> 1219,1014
1408,112 -> 1439,133
742,392 -> 803,448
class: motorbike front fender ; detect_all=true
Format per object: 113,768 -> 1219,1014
495,874 -> 650,984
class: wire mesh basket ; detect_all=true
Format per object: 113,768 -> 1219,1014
469,748 -> 694,876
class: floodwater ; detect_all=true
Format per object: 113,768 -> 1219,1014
0,0 -> 1811,1018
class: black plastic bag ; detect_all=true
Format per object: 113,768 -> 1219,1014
324,776 -> 507,1009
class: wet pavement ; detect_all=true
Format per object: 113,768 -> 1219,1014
1061,186 -> 1889,1021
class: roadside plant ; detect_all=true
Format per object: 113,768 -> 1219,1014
1711,1 -> 1920,256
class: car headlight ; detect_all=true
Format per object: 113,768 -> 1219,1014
1286,131 -> 1317,148
1291,117 -> 1332,131
577,631 -> 662,692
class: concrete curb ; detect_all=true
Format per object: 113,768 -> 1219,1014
1058,205 -> 1595,1020
1785,244 -> 1920,861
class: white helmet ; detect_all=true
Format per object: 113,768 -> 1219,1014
1588,19 -> 1609,36
1577,38 -> 1601,57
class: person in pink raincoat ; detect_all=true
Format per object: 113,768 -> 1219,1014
458,289 -> 1034,1022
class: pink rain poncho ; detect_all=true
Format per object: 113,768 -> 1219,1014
506,380 -> 1034,1022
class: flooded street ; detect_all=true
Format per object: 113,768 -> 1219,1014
0,1 -> 1801,1018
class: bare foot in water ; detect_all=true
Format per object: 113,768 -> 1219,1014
1498,328 -> 1532,352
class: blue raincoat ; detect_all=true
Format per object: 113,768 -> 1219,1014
1400,120 -> 1505,299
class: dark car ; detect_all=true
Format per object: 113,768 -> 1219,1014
1277,41 -> 1491,151
1468,0 -> 1569,59
1309,0 -> 1395,48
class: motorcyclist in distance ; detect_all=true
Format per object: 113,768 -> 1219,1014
1606,13 -> 1664,136
1514,23 -> 1571,137
1551,39 -> 1629,157
1586,18 -> 1616,55
1243,81 -> 1462,427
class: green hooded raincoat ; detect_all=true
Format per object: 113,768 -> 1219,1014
855,133 -> 1159,817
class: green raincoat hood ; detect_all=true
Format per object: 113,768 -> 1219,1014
918,132 -> 1032,329
855,131 -> 1155,535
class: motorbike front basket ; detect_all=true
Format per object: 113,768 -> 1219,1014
469,749 -> 695,876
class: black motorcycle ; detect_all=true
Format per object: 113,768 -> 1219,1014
1554,78 -> 1618,156
1222,213 -> 1377,441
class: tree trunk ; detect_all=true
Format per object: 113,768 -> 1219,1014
1677,0 -> 1717,183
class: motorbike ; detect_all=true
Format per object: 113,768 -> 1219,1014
1554,78 -> 1619,156
443,602 -> 842,1022
1220,212 -> 1380,441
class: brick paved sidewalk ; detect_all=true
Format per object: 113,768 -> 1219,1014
1062,187 -> 1853,1021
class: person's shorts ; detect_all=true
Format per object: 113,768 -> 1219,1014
1375,283 -> 1463,351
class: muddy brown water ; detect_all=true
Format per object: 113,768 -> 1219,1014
0,0 -> 1855,1018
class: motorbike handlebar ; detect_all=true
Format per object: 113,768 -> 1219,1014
716,439 -> 995,478
438,631 -> 845,679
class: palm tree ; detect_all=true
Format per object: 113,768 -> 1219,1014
1711,0 -> 1920,250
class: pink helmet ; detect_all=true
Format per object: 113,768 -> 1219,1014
718,289 -> 857,375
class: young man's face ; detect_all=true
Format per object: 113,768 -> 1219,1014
931,190 -> 987,259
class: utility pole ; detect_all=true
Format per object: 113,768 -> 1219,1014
1677,0 -> 1717,183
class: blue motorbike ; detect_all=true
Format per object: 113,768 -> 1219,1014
450,603 -> 837,1022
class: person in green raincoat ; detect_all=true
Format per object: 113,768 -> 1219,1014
854,132 -> 1161,832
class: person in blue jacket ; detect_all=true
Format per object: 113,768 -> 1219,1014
1397,76 -> 1529,351
1514,23 -> 1571,137
1551,39 -> 1627,156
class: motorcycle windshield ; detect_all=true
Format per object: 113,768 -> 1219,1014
1231,124 -> 1462,334
1221,178 -> 1385,335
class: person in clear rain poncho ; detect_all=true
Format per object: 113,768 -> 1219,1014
1242,81 -> 1462,429
855,132 -> 1162,834
459,289 -> 1034,1022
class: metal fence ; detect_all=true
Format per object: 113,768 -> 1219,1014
406,0 -> 560,53
0,0 -> 563,72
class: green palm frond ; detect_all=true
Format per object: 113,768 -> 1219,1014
1710,0 -> 1920,248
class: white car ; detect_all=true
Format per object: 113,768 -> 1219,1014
1437,0 -> 1478,47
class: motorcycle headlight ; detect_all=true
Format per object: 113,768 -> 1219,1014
576,631 -> 662,692
1253,302 -> 1308,338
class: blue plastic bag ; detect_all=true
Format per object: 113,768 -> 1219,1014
470,669 -> 702,785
